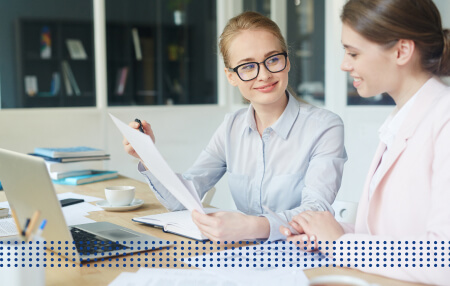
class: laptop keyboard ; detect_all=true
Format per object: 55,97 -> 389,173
70,227 -> 129,255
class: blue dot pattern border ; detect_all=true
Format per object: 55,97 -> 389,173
0,240 -> 449,269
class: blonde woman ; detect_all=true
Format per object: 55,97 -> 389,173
124,11 -> 347,242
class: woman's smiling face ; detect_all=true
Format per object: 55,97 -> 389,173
340,23 -> 399,98
225,29 -> 290,108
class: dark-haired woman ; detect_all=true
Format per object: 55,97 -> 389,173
283,0 -> 450,284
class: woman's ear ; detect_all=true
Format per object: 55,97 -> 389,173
395,39 -> 415,66
224,67 -> 239,86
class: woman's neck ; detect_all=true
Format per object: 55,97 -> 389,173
391,70 -> 431,110
253,93 -> 289,135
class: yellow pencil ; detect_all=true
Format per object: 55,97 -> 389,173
10,207 -> 23,237
25,210 -> 41,240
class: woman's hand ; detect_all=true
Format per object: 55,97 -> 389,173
280,224 -> 317,251
191,210 -> 270,242
123,119 -> 155,160
286,211 -> 345,246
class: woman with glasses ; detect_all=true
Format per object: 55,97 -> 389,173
123,11 -> 347,242
282,0 -> 450,284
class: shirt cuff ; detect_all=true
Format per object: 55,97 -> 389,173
138,161 -> 163,197
260,213 -> 287,242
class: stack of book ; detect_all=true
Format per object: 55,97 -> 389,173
30,146 -> 118,185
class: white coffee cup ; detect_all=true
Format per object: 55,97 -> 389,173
105,186 -> 135,206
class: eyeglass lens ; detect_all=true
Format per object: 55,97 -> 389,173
237,54 -> 286,81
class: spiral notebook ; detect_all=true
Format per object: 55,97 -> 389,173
133,208 -> 221,241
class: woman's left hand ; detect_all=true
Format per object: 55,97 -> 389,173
191,210 -> 269,242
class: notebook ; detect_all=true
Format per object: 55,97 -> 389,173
0,148 -> 172,262
133,209 -> 221,241
52,170 -> 118,185
34,146 -> 106,158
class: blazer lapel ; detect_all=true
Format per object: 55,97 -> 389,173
370,77 -> 445,196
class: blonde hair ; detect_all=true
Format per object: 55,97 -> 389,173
219,11 -> 288,68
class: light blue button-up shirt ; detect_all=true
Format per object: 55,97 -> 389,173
140,93 -> 347,241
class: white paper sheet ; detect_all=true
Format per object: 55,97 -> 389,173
109,113 -> 204,213
0,218 -> 19,237
108,268 -> 308,286
57,192 -> 103,203
63,202 -> 103,213
62,206 -> 96,226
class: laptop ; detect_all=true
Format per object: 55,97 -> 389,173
0,148 -> 171,262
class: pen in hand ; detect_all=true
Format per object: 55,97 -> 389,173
134,118 -> 145,133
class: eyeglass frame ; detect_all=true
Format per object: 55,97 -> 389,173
227,52 -> 289,82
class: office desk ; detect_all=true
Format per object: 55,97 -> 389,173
0,176 -> 428,286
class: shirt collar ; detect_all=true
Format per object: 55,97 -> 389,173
244,91 -> 300,140
378,89 -> 420,147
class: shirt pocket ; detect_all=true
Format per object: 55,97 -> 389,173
265,172 -> 304,211
226,170 -> 250,214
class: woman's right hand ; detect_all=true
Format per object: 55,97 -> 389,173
122,119 -> 155,160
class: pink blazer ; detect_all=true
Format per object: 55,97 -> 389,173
338,78 -> 450,285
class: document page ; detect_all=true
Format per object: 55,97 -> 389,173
0,218 -> 19,237
109,114 -> 204,213
108,268 -> 308,286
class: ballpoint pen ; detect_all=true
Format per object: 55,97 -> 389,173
33,219 -> 47,241
134,118 -> 145,133
21,218 -> 31,236
25,210 -> 41,241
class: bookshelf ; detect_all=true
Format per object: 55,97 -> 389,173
106,23 -> 190,106
15,19 -> 95,108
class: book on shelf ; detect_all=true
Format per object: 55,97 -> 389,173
61,60 -> 81,95
115,67 -> 129,95
40,25 -> 51,59
131,28 -> 142,61
34,146 -> 106,158
50,72 -> 61,95
61,62 -> 73,95
133,208 -> 222,241
24,75 -> 38,97
52,170 -> 118,185
49,169 -> 93,180
29,153 -> 110,163
66,39 -> 87,60
137,37 -> 155,97
44,160 -> 104,173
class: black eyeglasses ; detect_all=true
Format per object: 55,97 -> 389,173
228,52 -> 288,81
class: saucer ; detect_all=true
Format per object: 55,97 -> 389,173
96,198 -> 144,211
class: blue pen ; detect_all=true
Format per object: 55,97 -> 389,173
134,118 -> 145,133
32,219 -> 47,244
35,219 -> 47,237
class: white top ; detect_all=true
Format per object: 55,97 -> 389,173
140,93 -> 347,241
369,92 -> 420,199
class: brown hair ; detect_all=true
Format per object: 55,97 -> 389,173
341,0 -> 450,76
219,11 -> 288,68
